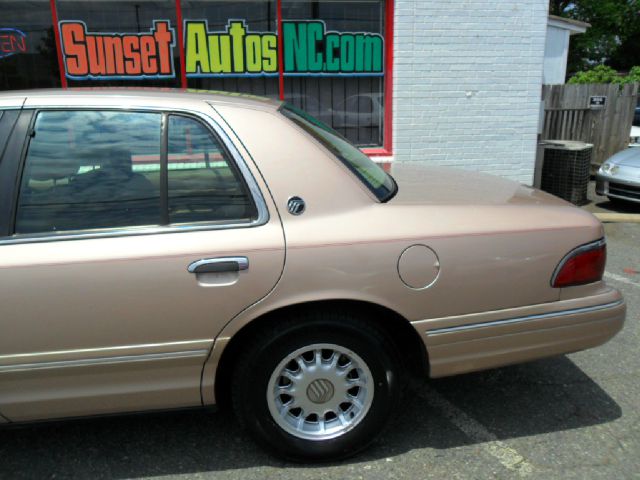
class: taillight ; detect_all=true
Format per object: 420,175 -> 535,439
552,239 -> 607,288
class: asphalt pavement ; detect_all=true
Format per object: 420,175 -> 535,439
1,183 -> 638,480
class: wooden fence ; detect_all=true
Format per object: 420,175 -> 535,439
542,83 -> 639,166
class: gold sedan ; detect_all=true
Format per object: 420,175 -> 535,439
0,89 -> 625,461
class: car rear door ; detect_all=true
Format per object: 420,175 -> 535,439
0,105 -> 24,425
0,106 -> 285,422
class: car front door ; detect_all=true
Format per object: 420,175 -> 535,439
0,108 -> 285,422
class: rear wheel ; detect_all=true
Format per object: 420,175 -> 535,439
231,312 -> 400,461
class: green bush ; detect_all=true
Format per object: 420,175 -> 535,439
568,65 -> 640,84
627,66 -> 640,83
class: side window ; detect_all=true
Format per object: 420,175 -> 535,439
15,111 -> 162,234
167,115 -> 258,224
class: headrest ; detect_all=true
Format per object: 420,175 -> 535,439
101,147 -> 133,173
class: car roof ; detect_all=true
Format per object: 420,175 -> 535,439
0,88 -> 283,111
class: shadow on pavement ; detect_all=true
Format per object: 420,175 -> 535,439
592,197 -> 640,213
0,356 -> 621,478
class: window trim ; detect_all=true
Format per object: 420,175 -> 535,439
0,105 -> 269,245
160,112 -> 170,225
359,0 -> 394,158
0,109 -> 32,238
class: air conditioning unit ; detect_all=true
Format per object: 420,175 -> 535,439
541,141 -> 593,206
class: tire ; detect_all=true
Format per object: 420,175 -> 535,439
231,311 -> 400,462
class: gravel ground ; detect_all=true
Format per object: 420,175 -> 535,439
1,182 -> 638,480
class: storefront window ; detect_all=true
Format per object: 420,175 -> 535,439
0,0 -> 389,150
56,0 -> 180,87
182,0 -> 279,98
282,0 -> 385,147
0,1 -> 61,89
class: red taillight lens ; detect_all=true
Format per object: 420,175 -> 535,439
552,240 -> 607,288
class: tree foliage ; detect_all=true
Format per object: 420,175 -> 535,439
628,66 -> 640,83
568,65 -> 640,84
550,0 -> 640,73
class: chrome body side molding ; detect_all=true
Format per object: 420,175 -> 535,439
426,300 -> 624,336
0,339 -> 213,373
0,350 -> 210,374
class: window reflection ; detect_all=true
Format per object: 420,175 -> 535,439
16,111 -> 162,234
282,0 -> 385,147
168,115 -> 257,224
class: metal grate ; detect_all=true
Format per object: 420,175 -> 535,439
610,183 -> 640,201
541,141 -> 593,206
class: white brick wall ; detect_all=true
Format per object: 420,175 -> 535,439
393,0 -> 549,184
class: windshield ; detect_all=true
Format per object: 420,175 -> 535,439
280,104 -> 397,202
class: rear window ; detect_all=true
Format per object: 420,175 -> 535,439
280,104 -> 396,202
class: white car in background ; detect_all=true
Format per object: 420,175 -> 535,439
331,93 -> 384,129
596,146 -> 640,205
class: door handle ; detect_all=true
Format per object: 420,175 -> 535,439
187,257 -> 249,274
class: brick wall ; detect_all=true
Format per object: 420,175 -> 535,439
392,1 -> 549,184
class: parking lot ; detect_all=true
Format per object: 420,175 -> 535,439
1,185 -> 638,480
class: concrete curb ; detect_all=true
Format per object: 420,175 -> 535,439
594,213 -> 640,223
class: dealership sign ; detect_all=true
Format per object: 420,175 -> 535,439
186,20 -> 384,76
0,28 -> 27,60
58,20 -> 384,80
60,21 -> 175,79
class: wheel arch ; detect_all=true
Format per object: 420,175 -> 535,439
211,299 -> 430,408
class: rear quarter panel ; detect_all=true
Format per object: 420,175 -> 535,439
212,104 -> 604,330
